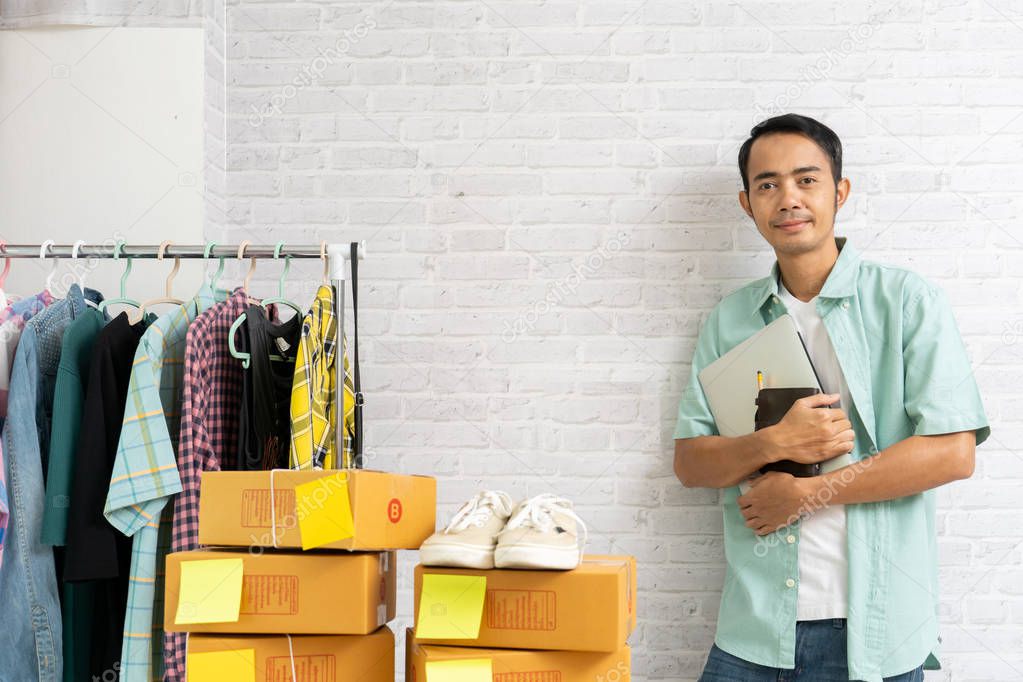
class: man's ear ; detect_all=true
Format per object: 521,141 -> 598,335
738,190 -> 754,219
835,177 -> 851,211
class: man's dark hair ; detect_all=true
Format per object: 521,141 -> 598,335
737,113 -> 843,193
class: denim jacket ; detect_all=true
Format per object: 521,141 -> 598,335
0,285 -> 101,681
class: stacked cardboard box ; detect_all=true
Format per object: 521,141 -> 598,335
164,469 -> 436,681
408,555 -> 637,681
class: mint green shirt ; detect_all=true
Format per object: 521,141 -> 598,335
674,236 -> 990,682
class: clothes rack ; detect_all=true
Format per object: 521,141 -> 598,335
1,241 -> 366,468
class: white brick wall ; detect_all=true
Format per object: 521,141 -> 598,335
205,1 -> 1022,678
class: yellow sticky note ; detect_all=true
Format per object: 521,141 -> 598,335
295,472 -> 355,550
426,658 -> 493,682
175,558 -> 244,625
186,649 -> 255,681
416,574 -> 487,639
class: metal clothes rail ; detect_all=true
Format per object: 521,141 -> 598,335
1,241 -> 366,468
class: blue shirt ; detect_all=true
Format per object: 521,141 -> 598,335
674,237 -> 990,681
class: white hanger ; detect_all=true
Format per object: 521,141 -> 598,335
40,240 -> 58,295
71,240 -> 99,309
320,241 -> 329,285
137,240 -> 184,317
238,240 -> 260,305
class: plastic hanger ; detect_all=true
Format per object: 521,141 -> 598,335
320,241 -> 329,285
0,240 -> 11,309
238,240 -> 260,305
98,240 -> 142,319
228,241 -> 302,369
138,241 -> 184,316
260,242 -> 303,316
204,240 -> 225,290
40,240 -> 59,295
71,240 -> 100,309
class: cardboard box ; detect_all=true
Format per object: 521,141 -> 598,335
198,469 -> 436,551
412,555 -> 636,652
165,549 -> 396,634
186,626 -> 395,682
406,629 -> 630,682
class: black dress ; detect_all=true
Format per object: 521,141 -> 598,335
236,305 -> 302,470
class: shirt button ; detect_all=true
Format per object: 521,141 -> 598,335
842,300 -> 850,309
786,534 -> 796,544
785,578 -> 796,588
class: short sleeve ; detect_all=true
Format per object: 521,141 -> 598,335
902,280 -> 990,447
105,334 -> 182,537
674,306 -> 721,440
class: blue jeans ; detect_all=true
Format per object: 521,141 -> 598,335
699,619 -> 925,682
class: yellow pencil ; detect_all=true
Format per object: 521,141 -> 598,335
756,370 -> 763,391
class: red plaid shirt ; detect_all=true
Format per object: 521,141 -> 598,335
163,289 -> 247,681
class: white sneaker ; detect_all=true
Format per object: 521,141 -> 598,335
494,494 -> 587,570
419,491 -> 515,569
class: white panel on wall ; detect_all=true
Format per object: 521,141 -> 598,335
0,26 -> 205,303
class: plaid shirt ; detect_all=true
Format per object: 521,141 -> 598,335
164,289 -> 247,681
104,286 -> 225,682
289,284 -> 356,470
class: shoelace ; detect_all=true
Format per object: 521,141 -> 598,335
498,493 -> 588,559
443,490 -> 515,533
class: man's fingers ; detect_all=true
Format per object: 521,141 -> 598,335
829,419 -> 853,435
799,392 -> 841,408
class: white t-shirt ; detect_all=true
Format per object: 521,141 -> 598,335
777,279 -> 849,621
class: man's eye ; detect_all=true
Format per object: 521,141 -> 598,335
800,177 -> 817,184
759,183 -> 774,190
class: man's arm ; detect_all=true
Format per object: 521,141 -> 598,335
677,392 -> 856,490
674,431 -> 777,489
737,430 -> 976,535
804,430 -> 975,506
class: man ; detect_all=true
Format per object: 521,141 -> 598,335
673,113 -> 990,682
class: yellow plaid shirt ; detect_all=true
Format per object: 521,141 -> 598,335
289,285 -> 356,469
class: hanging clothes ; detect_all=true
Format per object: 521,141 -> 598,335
236,304 -> 300,470
0,290 -> 54,422
38,303 -> 107,682
0,291 -> 54,573
164,288 -> 248,682
104,284 -> 227,682
41,305 -> 107,544
289,284 -> 356,470
63,311 -> 153,680
0,284 -> 101,682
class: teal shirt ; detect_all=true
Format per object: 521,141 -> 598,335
674,236 -> 990,682
42,306 -> 107,545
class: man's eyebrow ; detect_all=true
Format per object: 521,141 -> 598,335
751,165 -> 823,183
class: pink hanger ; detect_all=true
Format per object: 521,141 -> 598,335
0,241 -> 10,292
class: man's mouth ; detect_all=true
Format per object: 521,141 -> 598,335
774,220 -> 811,233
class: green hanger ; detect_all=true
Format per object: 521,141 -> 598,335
228,241 -> 303,369
99,241 -> 141,316
204,240 -> 225,290
261,241 -> 304,316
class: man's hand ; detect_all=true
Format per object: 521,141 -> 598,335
737,471 -> 818,536
762,392 -> 855,465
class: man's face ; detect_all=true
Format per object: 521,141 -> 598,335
738,132 -> 850,256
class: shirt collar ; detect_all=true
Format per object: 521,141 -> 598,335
194,283 -> 232,308
750,236 -> 860,317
